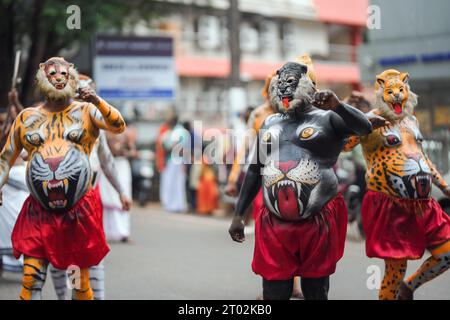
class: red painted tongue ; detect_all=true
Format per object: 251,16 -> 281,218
282,97 -> 290,108
415,175 -> 431,198
393,103 -> 402,114
277,186 -> 299,220
48,190 -> 65,201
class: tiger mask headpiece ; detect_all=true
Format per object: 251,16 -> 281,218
36,57 -> 79,102
374,69 -> 418,121
269,61 -> 316,116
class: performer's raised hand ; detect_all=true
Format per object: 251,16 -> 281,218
8,89 -> 20,109
312,90 -> 341,110
229,216 -> 245,243
78,87 -> 100,105
225,182 -> 239,197
368,114 -> 390,130
345,90 -> 365,106
443,186 -> 450,199
120,194 -> 132,211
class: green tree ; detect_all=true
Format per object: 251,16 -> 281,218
0,0 -> 164,108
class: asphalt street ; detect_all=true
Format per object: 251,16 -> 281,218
1,205 -> 449,300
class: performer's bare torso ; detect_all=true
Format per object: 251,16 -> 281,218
19,102 -> 98,210
230,61 -> 372,243
0,58 -> 125,211
361,115 -> 433,199
260,108 -> 344,221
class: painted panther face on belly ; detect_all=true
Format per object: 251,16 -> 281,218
262,158 -> 320,220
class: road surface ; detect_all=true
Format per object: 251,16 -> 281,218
1,205 -> 449,300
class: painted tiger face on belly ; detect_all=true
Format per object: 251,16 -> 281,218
18,103 -> 97,210
27,147 -> 91,210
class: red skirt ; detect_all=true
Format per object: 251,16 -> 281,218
93,183 -> 103,219
12,188 -> 109,269
362,190 -> 450,260
252,193 -> 347,280
251,189 -> 263,220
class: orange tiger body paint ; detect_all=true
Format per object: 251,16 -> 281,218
345,69 -> 450,300
345,70 -> 447,199
0,57 -> 125,300
0,59 -> 125,210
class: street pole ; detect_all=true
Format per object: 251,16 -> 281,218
225,0 -> 247,184
228,0 -> 241,89
227,0 -> 246,126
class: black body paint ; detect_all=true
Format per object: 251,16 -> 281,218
230,62 -> 371,299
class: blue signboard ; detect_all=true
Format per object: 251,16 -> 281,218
94,35 -> 176,101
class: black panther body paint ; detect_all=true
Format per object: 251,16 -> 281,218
229,61 -> 372,300
235,62 -> 372,222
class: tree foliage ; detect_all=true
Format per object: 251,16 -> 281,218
0,0 -> 165,107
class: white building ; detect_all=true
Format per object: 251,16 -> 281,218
119,0 -> 369,124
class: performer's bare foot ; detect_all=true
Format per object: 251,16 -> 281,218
397,281 -> 414,300
291,290 -> 304,299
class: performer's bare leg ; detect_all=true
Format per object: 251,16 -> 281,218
398,240 -> 450,299
50,262 -> 105,300
262,279 -> 293,300
300,277 -> 329,300
49,265 -> 68,300
20,256 -> 48,300
72,268 -> 94,300
89,262 -> 105,300
292,276 -> 304,299
379,259 -> 407,300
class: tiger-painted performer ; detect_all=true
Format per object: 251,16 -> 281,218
48,74 -> 131,300
0,57 -> 126,300
344,69 -> 450,300
228,61 -> 372,300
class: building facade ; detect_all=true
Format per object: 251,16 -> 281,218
359,0 -> 450,136
127,0 -> 368,124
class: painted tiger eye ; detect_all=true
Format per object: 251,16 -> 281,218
30,134 -> 40,144
262,132 -> 271,142
69,131 -> 78,139
300,127 -> 315,139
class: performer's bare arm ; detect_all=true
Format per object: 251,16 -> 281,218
97,132 -> 131,210
98,132 -> 123,195
412,116 -> 450,197
225,110 -> 257,196
425,156 -> 450,196
0,117 -> 24,203
228,141 -> 262,242
342,109 -> 389,152
8,89 -> 24,114
79,87 -> 126,134
313,90 -> 372,137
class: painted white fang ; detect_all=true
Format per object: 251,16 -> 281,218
262,161 -> 284,188
263,185 -> 280,217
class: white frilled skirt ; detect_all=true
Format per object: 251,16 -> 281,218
100,157 -> 132,241
0,165 -> 28,272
